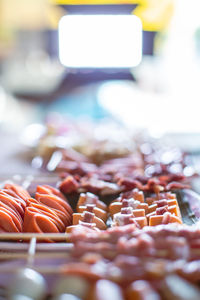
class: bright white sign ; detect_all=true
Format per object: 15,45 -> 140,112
59,15 -> 142,68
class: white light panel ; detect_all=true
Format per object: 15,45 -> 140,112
59,15 -> 142,68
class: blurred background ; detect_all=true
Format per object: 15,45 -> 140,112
1,0 -> 200,174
